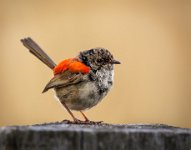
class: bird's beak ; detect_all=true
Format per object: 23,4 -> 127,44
111,59 -> 121,64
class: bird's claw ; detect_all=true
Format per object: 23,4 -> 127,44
83,120 -> 103,125
62,119 -> 103,125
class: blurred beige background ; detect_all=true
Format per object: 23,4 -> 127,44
0,0 -> 190,128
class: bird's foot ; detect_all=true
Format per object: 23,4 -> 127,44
61,119 -> 84,124
62,119 -> 103,125
84,120 -> 103,125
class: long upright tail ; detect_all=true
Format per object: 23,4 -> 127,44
21,37 -> 56,69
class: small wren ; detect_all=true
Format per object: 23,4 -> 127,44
21,37 -> 120,124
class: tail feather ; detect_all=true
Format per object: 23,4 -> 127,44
21,37 -> 56,69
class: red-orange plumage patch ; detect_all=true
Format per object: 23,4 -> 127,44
53,58 -> 90,75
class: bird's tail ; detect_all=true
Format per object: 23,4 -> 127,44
21,37 -> 56,69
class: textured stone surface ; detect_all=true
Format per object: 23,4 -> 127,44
0,122 -> 190,150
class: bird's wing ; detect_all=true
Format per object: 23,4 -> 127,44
42,70 -> 87,93
42,59 -> 90,93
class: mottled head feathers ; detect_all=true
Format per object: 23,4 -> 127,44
79,47 -> 120,70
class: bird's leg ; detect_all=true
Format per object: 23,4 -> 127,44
80,111 -> 103,124
61,101 -> 80,123
80,111 -> 89,122
61,101 -> 102,124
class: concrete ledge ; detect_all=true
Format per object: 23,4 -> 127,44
0,122 -> 190,150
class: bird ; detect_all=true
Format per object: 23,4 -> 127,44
21,37 -> 120,124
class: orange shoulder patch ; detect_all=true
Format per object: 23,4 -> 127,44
53,58 -> 90,75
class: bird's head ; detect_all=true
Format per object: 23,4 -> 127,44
79,47 -> 120,70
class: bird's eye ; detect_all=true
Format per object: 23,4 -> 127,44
105,58 -> 109,62
97,59 -> 102,63
82,56 -> 87,61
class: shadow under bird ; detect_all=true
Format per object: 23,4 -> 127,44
21,38 -> 120,124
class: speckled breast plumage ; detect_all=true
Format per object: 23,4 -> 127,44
55,67 -> 114,111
